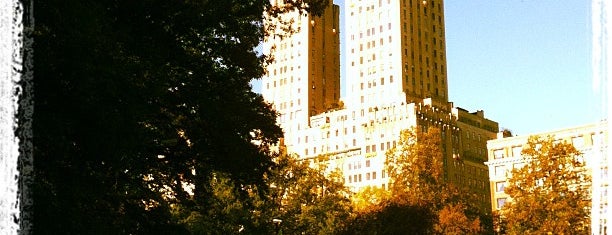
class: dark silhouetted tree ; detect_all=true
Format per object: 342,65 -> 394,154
33,0 -> 329,233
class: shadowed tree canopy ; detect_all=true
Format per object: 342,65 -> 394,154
33,0 -> 329,233
503,136 -> 591,235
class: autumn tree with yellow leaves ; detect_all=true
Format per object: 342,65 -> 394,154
342,127 -> 486,234
503,136 -> 591,234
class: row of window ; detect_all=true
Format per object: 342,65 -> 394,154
347,171 -> 386,184
365,141 -> 397,153
358,76 -> 394,92
454,174 -> 487,191
492,133 -> 602,160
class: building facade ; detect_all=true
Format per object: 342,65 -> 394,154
262,0 -> 498,212
485,122 -> 609,233
344,0 -> 449,109
262,2 -> 341,138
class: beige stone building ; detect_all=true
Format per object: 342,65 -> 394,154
262,0 -> 499,212
344,0 -> 449,109
485,122 -> 609,233
262,1 -> 341,138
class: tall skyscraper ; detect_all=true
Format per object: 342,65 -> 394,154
262,0 -> 498,212
344,0 -> 448,109
262,2 -> 341,138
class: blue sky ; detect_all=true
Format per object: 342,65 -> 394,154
254,0 -> 600,136
442,0 -> 598,135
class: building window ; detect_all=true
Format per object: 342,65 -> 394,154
366,160 -> 371,167
496,198 -> 507,209
572,136 -> 585,148
494,166 -> 505,177
366,173 -> 371,180
513,163 -> 525,169
493,149 -> 504,159
372,171 -> 377,179
512,146 -> 522,157
495,181 -> 505,192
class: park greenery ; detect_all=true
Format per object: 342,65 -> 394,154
501,136 -> 591,234
31,0 -> 591,234
340,127 -> 486,234
33,0 -> 331,233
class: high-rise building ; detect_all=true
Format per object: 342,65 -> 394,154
344,0 -> 448,109
262,0 -> 498,212
262,2 -> 341,137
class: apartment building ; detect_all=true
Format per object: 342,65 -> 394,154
486,122 -> 609,233
262,0 -> 498,212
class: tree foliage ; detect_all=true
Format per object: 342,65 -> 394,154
341,200 -> 435,235
503,136 -> 591,234
385,127 -> 446,206
341,127 -> 486,234
266,153 -> 353,235
33,0 -> 330,233
351,186 -> 391,213
435,203 -> 483,234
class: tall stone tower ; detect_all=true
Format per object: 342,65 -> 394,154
263,0 -> 499,213
344,0 -> 448,109
262,2 -> 341,140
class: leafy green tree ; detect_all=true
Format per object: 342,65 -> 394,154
32,0 -> 329,233
503,136 -> 591,234
266,153 -> 353,235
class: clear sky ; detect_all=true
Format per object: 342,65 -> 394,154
254,0 -> 601,136
442,0 -> 599,136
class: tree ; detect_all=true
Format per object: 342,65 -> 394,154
32,0 -> 329,233
351,186 -> 391,213
385,127 -> 446,206
266,153 -> 353,235
341,200 -> 435,235
435,203 -> 483,234
383,127 -> 484,234
503,136 -> 591,234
